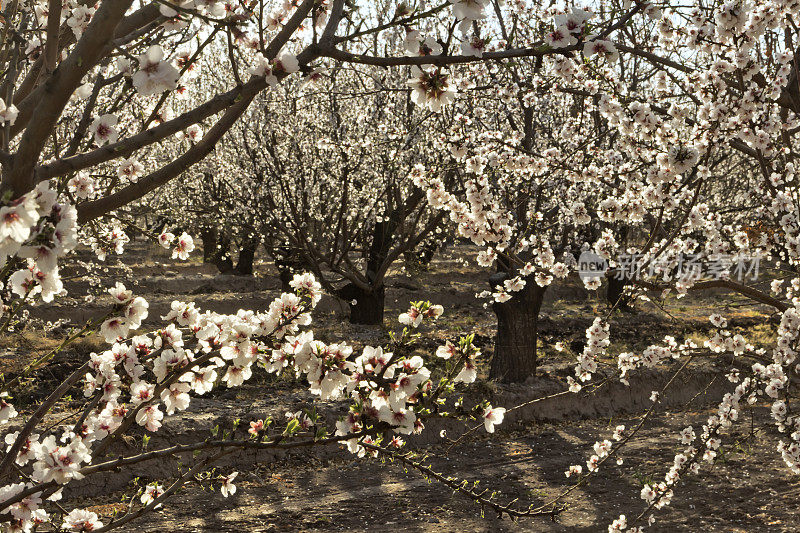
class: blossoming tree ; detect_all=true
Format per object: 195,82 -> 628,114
202,63 -> 457,323
0,0 -> 645,529
3,0 -> 800,531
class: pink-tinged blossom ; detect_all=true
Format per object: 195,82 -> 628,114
132,45 -> 180,96
88,114 -> 118,145
62,509 -> 103,531
220,472 -> 238,497
483,406 -> 506,433
172,232 -> 195,260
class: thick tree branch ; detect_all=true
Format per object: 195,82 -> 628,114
76,0 -> 320,223
5,0 -> 135,197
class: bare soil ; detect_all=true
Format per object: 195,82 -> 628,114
102,408 -> 798,532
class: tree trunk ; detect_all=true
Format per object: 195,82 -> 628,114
271,245 -> 303,292
489,275 -> 547,383
200,228 -> 217,264
606,273 -> 630,309
336,220 -> 392,325
337,283 -> 385,325
235,239 -> 258,276
279,269 -> 293,293
213,234 -> 234,274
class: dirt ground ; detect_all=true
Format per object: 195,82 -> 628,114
12,240 -> 798,531
123,408 -> 797,532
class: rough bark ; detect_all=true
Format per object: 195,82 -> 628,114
606,273 -> 630,309
489,274 -> 547,383
211,233 -> 234,273
234,239 -> 258,276
200,228 -> 217,264
337,283 -> 385,325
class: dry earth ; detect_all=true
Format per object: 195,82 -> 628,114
124,408 -> 798,533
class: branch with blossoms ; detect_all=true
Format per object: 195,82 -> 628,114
0,275 -> 549,531
364,442 -> 565,520
541,292 -> 800,531
0,271 -> 322,529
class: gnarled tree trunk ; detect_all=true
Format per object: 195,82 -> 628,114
201,227 -> 217,264
336,282 -> 385,325
489,273 -> 547,383
235,238 -> 259,275
212,233 -> 234,273
334,219 -> 393,325
606,273 -> 630,309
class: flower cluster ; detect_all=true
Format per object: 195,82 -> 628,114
5,182 -> 78,307
567,318 -> 610,392
0,273 -> 323,531
249,52 -> 300,87
545,6 -> 592,49
158,231 -> 196,260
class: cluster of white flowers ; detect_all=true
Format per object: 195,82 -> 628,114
66,0 -> 95,38
117,158 -> 145,182
67,172 -> 95,199
132,45 -> 181,96
98,283 -> 149,343
398,301 -> 443,328
567,318 -> 610,392
4,183 -> 78,307
410,163 -> 568,304
404,30 -> 443,58
617,336 -> 698,386
249,51 -> 300,87
0,272 -> 324,530
565,424 -> 625,497
84,222 -> 130,261
545,6 -> 592,49
158,231 -> 196,260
